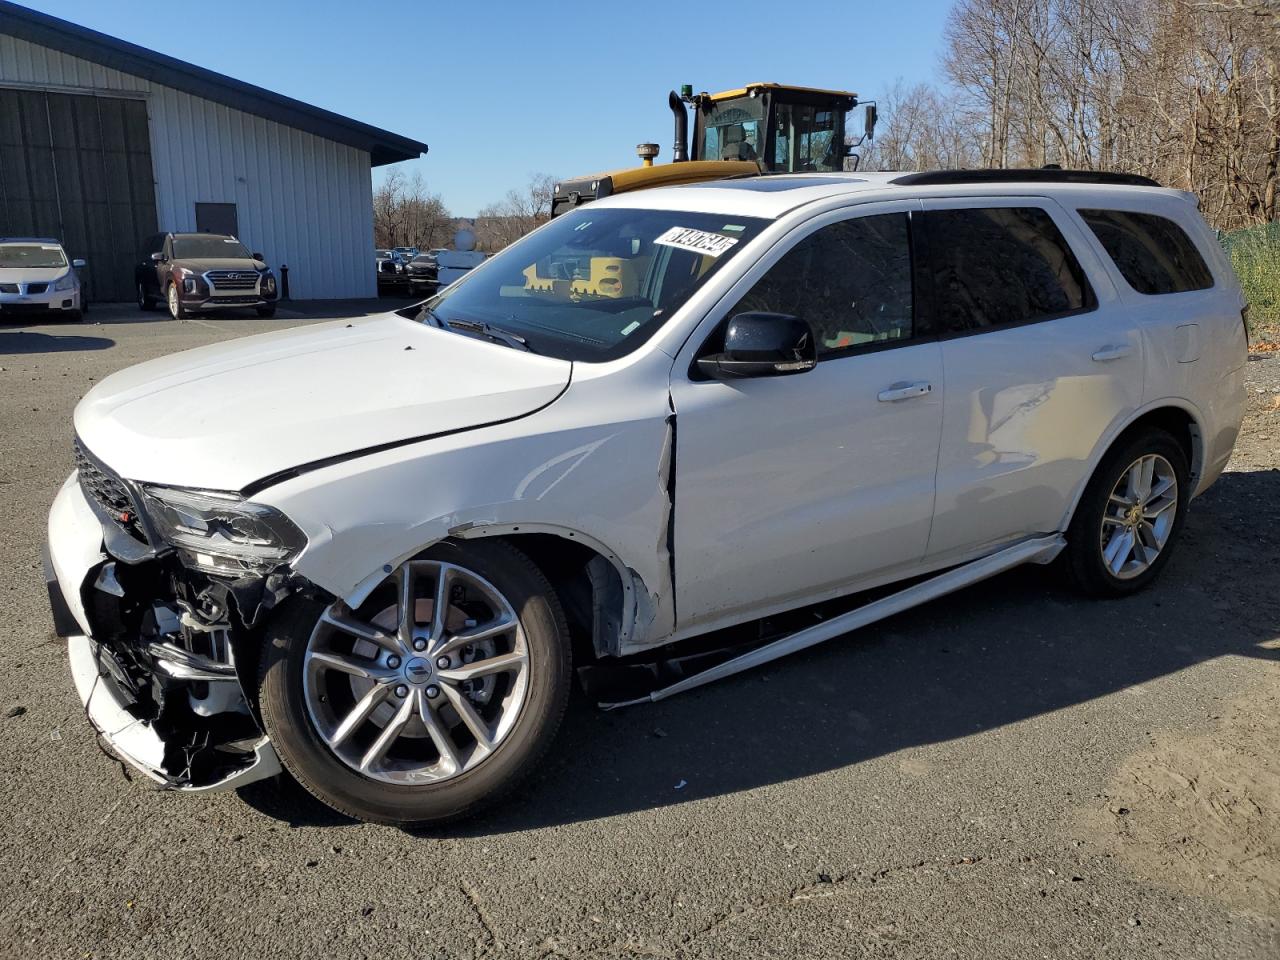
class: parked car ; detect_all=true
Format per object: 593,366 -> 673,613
136,232 -> 277,319
404,251 -> 439,289
47,170 -> 1247,826
0,238 -> 86,320
393,245 -> 419,261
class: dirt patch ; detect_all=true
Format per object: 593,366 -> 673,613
1084,650 -> 1280,918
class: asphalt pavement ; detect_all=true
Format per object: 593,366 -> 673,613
1,303 -> 1277,959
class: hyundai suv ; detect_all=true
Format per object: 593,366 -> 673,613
136,232 -> 278,319
47,170 -> 1247,826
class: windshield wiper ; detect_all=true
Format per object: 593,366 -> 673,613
445,317 -> 533,352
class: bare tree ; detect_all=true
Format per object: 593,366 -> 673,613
372,171 -> 453,250
473,173 -> 558,252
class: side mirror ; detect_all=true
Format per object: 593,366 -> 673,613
863,103 -> 878,141
697,312 -> 817,379
252,251 -> 264,261
71,258 -> 86,268
150,251 -> 166,262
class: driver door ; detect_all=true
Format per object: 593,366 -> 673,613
670,201 -> 944,635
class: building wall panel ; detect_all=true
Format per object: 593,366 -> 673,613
0,34 -> 377,299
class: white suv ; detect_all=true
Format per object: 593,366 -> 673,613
46,170 -> 1248,825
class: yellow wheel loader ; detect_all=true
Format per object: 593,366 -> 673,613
551,82 -> 876,217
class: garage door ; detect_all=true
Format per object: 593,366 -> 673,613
0,89 -> 157,303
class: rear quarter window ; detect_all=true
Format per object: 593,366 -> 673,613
1078,209 -> 1214,295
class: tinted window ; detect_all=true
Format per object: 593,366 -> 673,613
729,213 -> 913,357
1079,209 -> 1213,295
925,207 -> 1092,332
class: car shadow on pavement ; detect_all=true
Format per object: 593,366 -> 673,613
237,467 -> 1280,834
0,329 -> 114,353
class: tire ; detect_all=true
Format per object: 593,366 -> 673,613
137,282 -> 155,311
166,280 -> 185,320
256,303 -> 276,318
1064,427 -> 1190,597
65,310 -> 82,322
258,539 -> 571,826
80,298 -> 89,316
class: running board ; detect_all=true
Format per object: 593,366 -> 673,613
600,535 -> 1066,710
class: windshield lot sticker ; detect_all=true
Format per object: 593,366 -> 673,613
654,227 -> 739,258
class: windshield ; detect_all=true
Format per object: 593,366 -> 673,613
415,208 -> 768,361
172,236 -> 253,259
0,243 -> 67,269
773,102 -> 842,172
698,95 -> 765,162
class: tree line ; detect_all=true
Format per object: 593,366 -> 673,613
373,171 -> 556,252
862,0 -> 1279,231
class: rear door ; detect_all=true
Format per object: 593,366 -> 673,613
920,197 -> 1142,562
671,200 -> 945,633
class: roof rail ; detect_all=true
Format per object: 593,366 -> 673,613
890,169 -> 1161,188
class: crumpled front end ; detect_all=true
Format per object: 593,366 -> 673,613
46,455 -> 293,792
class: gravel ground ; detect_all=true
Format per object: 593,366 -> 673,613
1,305 -> 1277,959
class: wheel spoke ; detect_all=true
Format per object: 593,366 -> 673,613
1147,474 -> 1175,503
308,649 -> 391,681
1104,529 -> 1135,574
397,563 -> 416,646
1144,495 -> 1176,519
417,688 -> 461,772
438,650 -> 527,683
320,608 -> 400,655
439,683 -> 494,754
1109,493 -> 1132,508
359,693 -> 414,772
329,683 -> 391,748
1102,515 -> 1126,528
1138,519 -> 1164,550
433,616 -> 515,658
431,565 -> 452,643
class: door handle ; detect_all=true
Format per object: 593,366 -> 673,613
1091,344 -> 1133,362
877,381 -> 932,402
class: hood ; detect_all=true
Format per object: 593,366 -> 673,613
171,257 -> 267,271
74,313 -> 572,491
0,266 -> 70,283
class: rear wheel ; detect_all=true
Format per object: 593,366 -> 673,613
137,282 -> 155,311
258,540 -> 571,826
1064,428 -> 1189,597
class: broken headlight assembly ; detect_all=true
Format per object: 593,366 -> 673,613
139,485 -> 306,576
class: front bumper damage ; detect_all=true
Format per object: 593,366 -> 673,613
47,473 -> 287,792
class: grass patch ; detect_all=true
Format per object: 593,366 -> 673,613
1224,223 -> 1280,344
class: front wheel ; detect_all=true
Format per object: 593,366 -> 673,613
166,280 -> 186,320
256,303 -> 276,318
1064,427 -> 1189,597
258,540 -> 571,826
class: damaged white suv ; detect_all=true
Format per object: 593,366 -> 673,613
47,170 -> 1247,826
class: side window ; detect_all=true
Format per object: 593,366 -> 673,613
729,213 -> 913,358
924,207 -> 1093,332
1078,209 -> 1213,295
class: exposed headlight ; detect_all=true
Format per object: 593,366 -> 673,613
139,485 -> 306,576
53,272 -> 76,291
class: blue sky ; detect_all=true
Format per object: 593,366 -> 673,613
21,0 -> 954,216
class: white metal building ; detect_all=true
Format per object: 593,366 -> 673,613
0,1 -> 426,301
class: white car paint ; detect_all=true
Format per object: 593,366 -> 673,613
0,239 -> 84,316
54,174 -> 1247,662
73,313 -> 572,490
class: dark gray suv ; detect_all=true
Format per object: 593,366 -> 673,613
136,232 -> 278,319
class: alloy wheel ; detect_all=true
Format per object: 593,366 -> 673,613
167,283 -> 179,319
302,560 -> 531,785
1098,453 -> 1178,580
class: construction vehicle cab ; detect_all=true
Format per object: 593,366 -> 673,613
692,83 -> 856,173
552,83 -> 868,217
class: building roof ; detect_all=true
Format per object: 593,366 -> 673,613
0,1 -> 427,166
